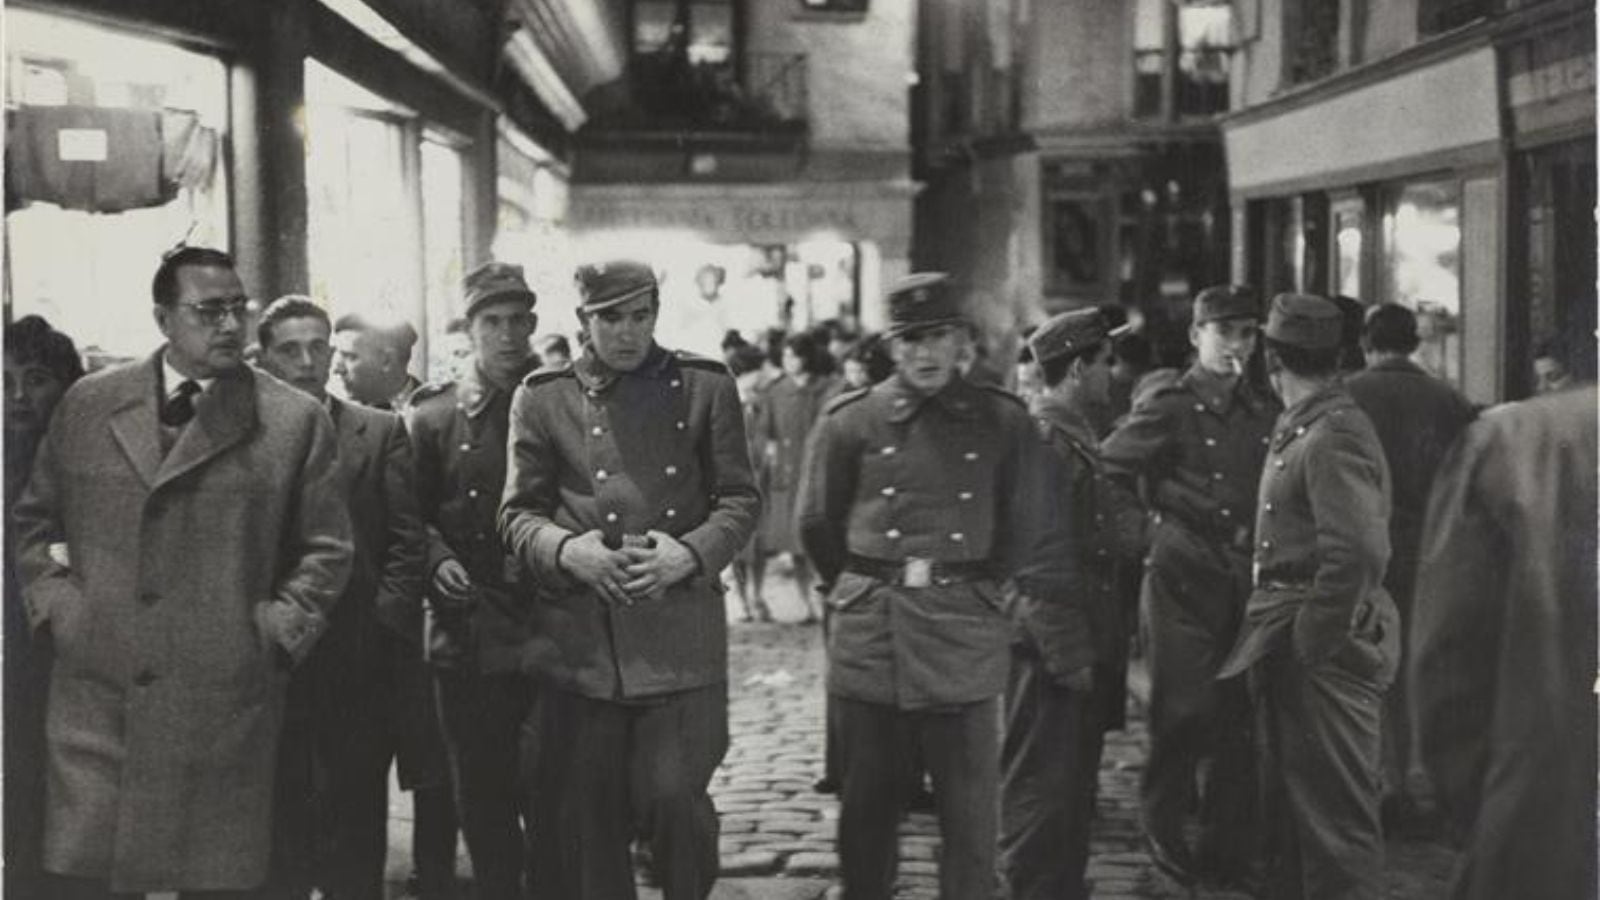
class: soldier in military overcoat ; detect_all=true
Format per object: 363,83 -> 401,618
1218,293 -> 1398,900
1000,308 -> 1144,900
406,262 -> 541,898
1099,285 -> 1278,885
500,260 -> 760,900
796,273 -> 1067,900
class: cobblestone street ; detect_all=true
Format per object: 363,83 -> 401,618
377,567 -> 1458,899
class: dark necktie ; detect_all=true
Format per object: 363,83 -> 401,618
161,380 -> 202,427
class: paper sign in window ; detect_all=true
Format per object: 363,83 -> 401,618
57,129 -> 109,162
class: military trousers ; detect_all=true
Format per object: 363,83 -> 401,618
434,669 -> 535,900
834,695 -> 999,900
998,648 -> 1113,900
1252,647 -> 1385,900
1138,529 -> 1257,873
529,682 -> 729,900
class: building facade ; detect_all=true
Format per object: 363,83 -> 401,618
912,0 -> 1234,359
560,0 -> 917,354
4,0 -> 613,376
1223,0 -> 1595,402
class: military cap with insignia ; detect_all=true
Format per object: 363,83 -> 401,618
884,272 -> 967,338
1264,292 -> 1343,350
1192,284 -> 1261,325
463,261 -> 536,319
1029,307 -> 1133,366
574,259 -> 658,314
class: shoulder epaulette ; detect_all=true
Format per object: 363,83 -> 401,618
409,381 -> 454,404
823,386 -> 870,415
521,364 -> 575,388
673,350 -> 730,375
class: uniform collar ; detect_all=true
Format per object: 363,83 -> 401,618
881,373 -> 981,423
1367,356 -> 1428,377
458,361 -> 531,418
1273,381 -> 1356,451
573,343 -> 671,395
1034,393 -> 1097,447
1182,363 -> 1271,416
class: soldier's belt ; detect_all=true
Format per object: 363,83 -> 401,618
845,554 -> 994,588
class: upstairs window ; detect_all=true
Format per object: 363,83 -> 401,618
1134,0 -> 1233,120
1419,0 -> 1492,36
1286,0 -> 1340,85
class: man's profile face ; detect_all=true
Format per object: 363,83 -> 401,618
586,294 -> 658,373
1191,317 -> 1258,377
1534,356 -> 1573,394
890,324 -> 967,395
468,299 -> 537,383
155,264 -> 250,378
262,317 -> 333,400
332,329 -> 393,404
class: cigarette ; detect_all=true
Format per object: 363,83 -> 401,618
1228,356 -> 1244,376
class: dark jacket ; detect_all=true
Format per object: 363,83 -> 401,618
407,361 -> 536,673
499,344 -> 761,700
1344,357 -> 1475,602
757,373 -> 837,552
797,375 -> 1069,708
1218,383 -> 1397,683
1410,387 -> 1598,900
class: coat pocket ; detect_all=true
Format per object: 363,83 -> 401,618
826,571 -> 879,612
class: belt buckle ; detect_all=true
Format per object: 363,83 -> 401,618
903,557 -> 933,589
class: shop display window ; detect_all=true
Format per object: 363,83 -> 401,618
1383,179 -> 1462,384
4,9 -> 230,364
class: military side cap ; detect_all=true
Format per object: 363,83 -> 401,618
884,272 -> 966,338
1193,284 -> 1261,325
1029,307 -> 1130,366
463,261 -> 536,318
575,260 -> 657,314
1265,293 -> 1343,350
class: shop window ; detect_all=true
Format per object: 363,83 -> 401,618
1331,195 -> 1366,300
1383,180 -> 1462,384
633,0 -> 733,65
1043,192 -> 1109,298
4,9 -> 230,364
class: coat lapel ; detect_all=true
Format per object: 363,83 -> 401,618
107,355 -> 164,489
154,368 -> 258,490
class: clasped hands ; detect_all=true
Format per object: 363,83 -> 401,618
560,529 -> 698,607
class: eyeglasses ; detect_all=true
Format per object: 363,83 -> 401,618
179,298 -> 255,327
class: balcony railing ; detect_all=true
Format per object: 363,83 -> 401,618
590,50 -> 808,135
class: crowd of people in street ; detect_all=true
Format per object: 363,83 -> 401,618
2,241 -> 1595,900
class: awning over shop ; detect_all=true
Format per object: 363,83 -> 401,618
1223,45 -> 1501,198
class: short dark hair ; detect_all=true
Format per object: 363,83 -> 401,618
845,334 -> 894,384
333,312 -> 418,364
5,314 -> 84,386
1266,337 -> 1340,377
540,334 -> 572,358
783,332 -> 826,375
257,295 -> 331,348
1363,304 -> 1420,355
152,246 -> 236,307
1112,332 -> 1153,371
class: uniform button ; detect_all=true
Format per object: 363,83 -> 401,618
666,508 -> 677,519
1096,548 -> 1108,558
591,426 -> 604,436
671,379 -> 682,388
664,465 -> 678,476
1194,403 -> 1206,412
459,443 -> 472,452
139,591 -> 159,607
468,488 -> 480,499
475,532 -> 488,541
963,451 -> 978,461
886,528 -> 902,540
1295,426 -> 1307,435
134,670 -> 157,687
1220,508 -> 1232,517
1260,540 -> 1272,549
676,421 -> 687,431
1205,437 -> 1217,447
596,469 -> 609,481
958,491 -> 974,501
1275,459 -> 1286,470
1212,472 -> 1224,481
949,532 -> 965,543
880,487 -> 897,497
1264,502 -> 1275,512
881,446 -> 898,456
1261,436 -> 1270,445
605,512 -> 619,523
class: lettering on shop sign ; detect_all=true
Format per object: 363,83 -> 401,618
575,201 -> 864,237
